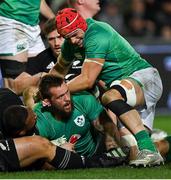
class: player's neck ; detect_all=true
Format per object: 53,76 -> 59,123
77,9 -> 93,19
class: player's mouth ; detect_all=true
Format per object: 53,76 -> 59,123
77,39 -> 83,47
64,102 -> 71,111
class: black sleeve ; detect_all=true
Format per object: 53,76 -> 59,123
65,60 -> 83,81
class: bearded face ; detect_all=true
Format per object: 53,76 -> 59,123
48,83 -> 73,119
50,100 -> 73,119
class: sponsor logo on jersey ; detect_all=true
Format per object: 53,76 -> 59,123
47,61 -> 55,69
16,40 -> 28,52
72,60 -> 82,69
69,134 -> 81,144
74,115 -> 85,127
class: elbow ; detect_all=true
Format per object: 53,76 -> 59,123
13,80 -> 23,95
85,78 -> 95,89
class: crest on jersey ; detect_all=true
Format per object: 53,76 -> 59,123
74,115 -> 85,127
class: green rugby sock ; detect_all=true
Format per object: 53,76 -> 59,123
164,136 -> 171,162
135,130 -> 157,152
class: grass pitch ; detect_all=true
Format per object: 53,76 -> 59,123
0,115 -> 171,179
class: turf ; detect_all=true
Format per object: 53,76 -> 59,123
0,115 -> 171,179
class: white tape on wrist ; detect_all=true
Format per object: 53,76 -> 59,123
121,134 -> 137,147
51,135 -> 67,146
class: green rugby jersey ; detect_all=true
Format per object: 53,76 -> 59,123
34,91 -> 103,157
61,18 -> 152,87
0,0 -> 41,25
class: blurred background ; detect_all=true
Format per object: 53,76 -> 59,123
41,0 -> 171,114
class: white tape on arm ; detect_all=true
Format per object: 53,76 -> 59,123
84,59 -> 104,66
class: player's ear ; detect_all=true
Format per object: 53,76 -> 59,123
77,0 -> 84,5
42,99 -> 51,107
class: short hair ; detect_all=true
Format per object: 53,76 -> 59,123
43,17 -> 57,37
2,105 -> 28,137
0,88 -> 23,131
38,74 -> 64,99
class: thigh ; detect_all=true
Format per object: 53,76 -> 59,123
130,68 -> 163,130
26,25 -> 45,57
108,78 -> 145,106
0,16 -> 29,59
130,67 -> 163,107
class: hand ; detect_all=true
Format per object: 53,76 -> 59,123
39,72 -> 47,79
49,68 -> 65,79
61,142 -> 75,152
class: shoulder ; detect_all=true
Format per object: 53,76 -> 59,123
72,91 -> 98,105
85,19 -> 114,45
33,102 -> 43,112
86,18 -> 113,35
72,91 -> 93,99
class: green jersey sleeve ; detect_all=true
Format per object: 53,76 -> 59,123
61,40 -> 75,62
85,30 -> 110,59
34,103 -> 58,140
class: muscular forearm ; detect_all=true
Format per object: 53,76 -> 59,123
67,74 -> 93,93
67,58 -> 103,93
13,72 -> 42,95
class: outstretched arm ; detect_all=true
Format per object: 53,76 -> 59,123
40,0 -> 55,19
4,72 -> 43,95
15,135 -> 129,170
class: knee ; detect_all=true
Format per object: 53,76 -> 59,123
107,79 -> 139,107
101,89 -> 122,105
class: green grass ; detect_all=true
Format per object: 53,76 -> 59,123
153,115 -> 171,134
0,115 -> 171,179
1,164 -> 171,179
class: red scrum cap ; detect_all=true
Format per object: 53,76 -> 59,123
56,8 -> 87,37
